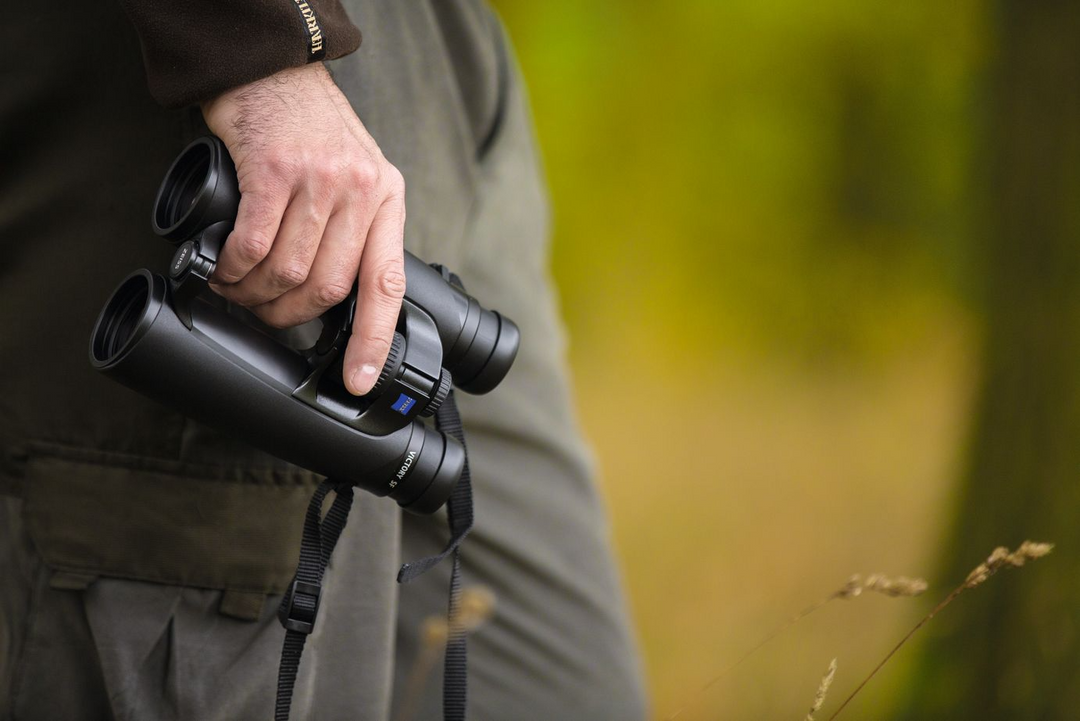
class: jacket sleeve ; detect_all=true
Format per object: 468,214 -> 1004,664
116,0 -> 362,108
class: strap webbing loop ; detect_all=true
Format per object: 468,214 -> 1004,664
274,479 -> 354,721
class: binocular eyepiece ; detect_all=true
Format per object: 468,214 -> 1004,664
91,137 -> 520,513
153,136 -> 238,242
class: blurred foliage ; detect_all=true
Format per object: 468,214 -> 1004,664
485,1 -> 1080,720
494,0 -> 985,367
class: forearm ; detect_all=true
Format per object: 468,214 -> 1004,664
116,0 -> 362,107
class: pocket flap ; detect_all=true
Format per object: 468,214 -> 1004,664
23,451 -> 317,596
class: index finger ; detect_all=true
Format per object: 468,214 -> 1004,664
342,197 -> 407,396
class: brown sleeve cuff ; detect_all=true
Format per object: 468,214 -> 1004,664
117,0 -> 362,108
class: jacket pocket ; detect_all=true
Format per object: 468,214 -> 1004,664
21,445 -> 319,620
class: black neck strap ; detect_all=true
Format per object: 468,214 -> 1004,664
274,479 -> 354,721
398,390 -> 474,721
274,390 -> 473,721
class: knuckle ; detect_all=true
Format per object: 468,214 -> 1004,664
261,149 -> 299,179
234,232 -> 273,265
271,262 -> 309,288
348,162 -> 380,192
315,280 -> 353,308
374,267 -> 407,300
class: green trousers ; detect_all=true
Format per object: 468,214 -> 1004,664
0,2 -> 646,719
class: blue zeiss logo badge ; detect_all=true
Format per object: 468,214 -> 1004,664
391,393 -> 417,415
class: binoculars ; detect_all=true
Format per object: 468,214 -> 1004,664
90,137 -> 519,513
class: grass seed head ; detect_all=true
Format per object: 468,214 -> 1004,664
864,574 -> 928,597
1010,541 -> 1053,565
805,658 -> 837,721
965,541 -> 1053,588
836,573 -> 927,599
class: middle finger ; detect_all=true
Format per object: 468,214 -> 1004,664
217,188 -> 330,307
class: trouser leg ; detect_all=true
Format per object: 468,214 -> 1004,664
390,25 -> 650,721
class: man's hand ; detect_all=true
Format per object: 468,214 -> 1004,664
201,62 -> 406,396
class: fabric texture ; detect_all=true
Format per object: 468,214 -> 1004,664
0,1 -> 648,719
21,445 -> 314,618
116,0 -> 362,107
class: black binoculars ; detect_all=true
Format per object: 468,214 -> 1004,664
90,137 -> 519,513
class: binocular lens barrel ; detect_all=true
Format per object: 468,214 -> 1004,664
453,305 -> 519,394
90,271 -> 461,513
398,253 -> 521,395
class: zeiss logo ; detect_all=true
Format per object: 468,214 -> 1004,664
391,393 -> 416,415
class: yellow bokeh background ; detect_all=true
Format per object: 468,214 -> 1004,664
492,1 -> 993,718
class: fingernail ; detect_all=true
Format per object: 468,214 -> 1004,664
350,364 -> 379,396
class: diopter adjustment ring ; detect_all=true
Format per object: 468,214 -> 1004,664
169,241 -> 214,281
369,331 -> 406,398
422,368 -> 453,418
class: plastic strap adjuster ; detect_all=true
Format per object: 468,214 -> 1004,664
278,579 -> 322,635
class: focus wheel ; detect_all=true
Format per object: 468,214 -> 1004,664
369,332 -> 405,398
422,369 -> 453,418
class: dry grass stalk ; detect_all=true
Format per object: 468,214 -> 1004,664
862,574 -> 928,598
827,541 -> 1054,720
394,586 -> 497,721
804,658 -> 837,721
666,573 -> 925,720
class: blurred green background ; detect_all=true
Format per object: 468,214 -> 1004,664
491,1 -> 1080,719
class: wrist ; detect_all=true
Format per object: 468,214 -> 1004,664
201,63 -> 335,142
